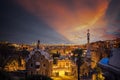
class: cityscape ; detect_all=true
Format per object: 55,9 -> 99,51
0,0 -> 120,80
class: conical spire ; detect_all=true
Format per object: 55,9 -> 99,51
37,40 -> 40,49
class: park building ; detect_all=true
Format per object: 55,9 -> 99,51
26,40 -> 52,77
52,58 -> 75,77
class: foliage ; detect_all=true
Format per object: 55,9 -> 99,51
0,43 -> 16,57
52,53 -> 60,58
118,43 -> 120,48
71,48 -> 84,64
71,48 -> 84,80
0,43 -> 30,69
0,43 -> 17,68
20,48 -> 30,59
94,66 -> 104,80
0,43 -> 28,70
72,48 -> 83,56
94,66 -> 102,73
0,70 -> 14,80
26,75 -> 53,80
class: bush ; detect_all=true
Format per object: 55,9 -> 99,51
0,70 -> 14,80
26,75 -> 52,80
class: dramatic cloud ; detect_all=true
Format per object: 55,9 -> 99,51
15,0 -> 112,44
105,0 -> 120,39
1,0 -> 119,44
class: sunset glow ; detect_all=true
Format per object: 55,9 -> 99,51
1,0 -> 120,44
15,0 -> 116,44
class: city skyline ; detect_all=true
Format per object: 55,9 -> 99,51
0,0 -> 120,44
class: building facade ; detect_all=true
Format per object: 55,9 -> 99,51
26,41 -> 52,77
52,59 -> 74,76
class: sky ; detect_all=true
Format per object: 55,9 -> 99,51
0,0 -> 120,44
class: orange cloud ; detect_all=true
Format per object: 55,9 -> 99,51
16,0 -> 111,44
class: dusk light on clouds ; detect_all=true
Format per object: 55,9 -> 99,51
0,0 -> 120,44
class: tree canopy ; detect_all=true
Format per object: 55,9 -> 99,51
26,75 -> 53,80
0,70 -> 14,80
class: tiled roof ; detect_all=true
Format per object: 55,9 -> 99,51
26,48 -> 50,62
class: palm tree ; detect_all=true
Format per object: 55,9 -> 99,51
72,48 -> 84,80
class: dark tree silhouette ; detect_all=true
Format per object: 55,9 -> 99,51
26,74 -> 53,80
72,48 -> 84,80
0,43 -> 16,69
0,70 -> 14,80
20,48 -> 29,59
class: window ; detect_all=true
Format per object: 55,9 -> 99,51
66,63 -> 69,66
35,62 -> 40,68
41,57 -> 43,60
31,63 -> 33,67
35,65 -> 40,68
43,64 -> 46,67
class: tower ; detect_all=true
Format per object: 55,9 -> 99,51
37,40 -> 40,49
87,29 -> 90,44
86,29 -> 91,58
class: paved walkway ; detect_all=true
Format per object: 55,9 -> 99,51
51,76 -> 77,80
51,76 -> 92,80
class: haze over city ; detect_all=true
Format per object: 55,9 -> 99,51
0,0 -> 120,44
